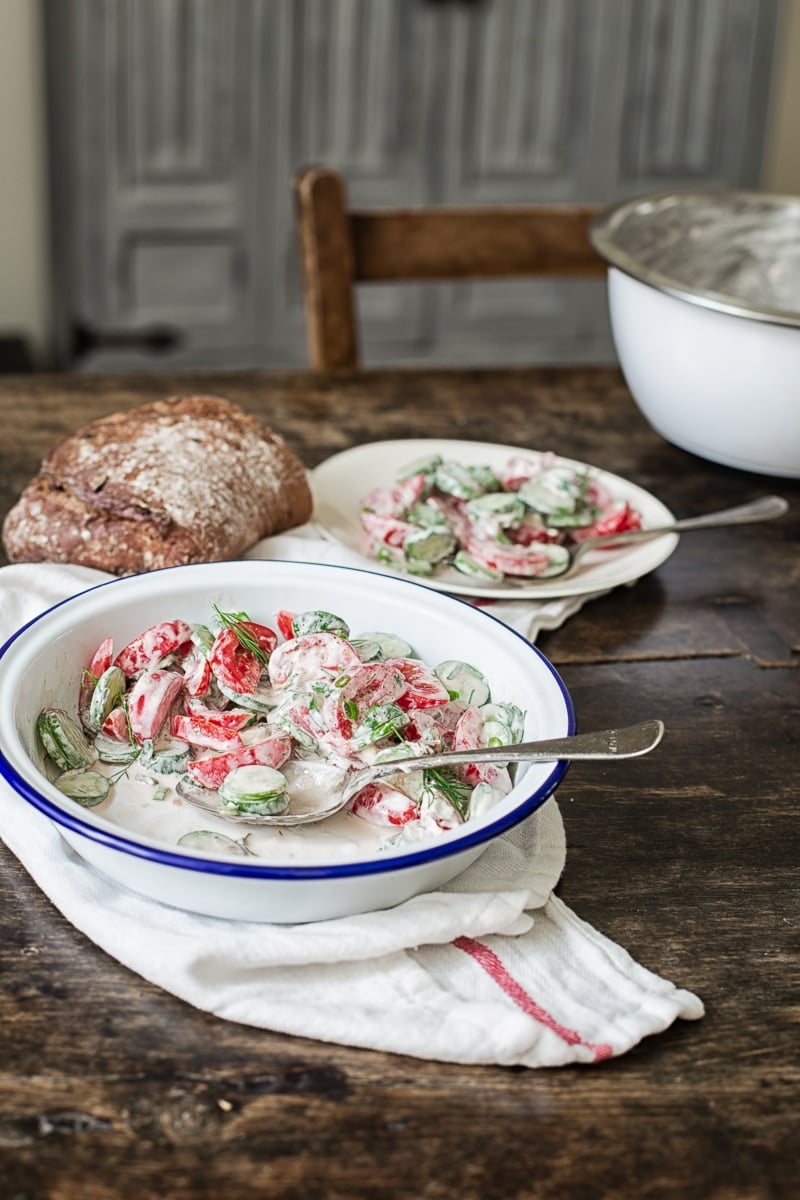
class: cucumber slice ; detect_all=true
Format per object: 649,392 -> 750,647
406,501 -> 449,529
218,679 -> 277,713
434,661 -> 491,707
434,462 -> 487,501
218,765 -> 290,816
351,703 -> 409,750
37,708 -> 98,772
353,631 -> 415,661
482,720 -> 513,747
350,637 -> 384,663
93,731 -> 141,764
480,701 -> 525,742
177,830 -> 254,857
404,525 -> 456,566
518,468 -> 597,526
55,768 -> 110,806
465,492 -> 525,529
465,464 -> 502,492
452,551 -> 504,582
86,665 -> 126,732
290,610 -> 350,639
397,453 -> 442,481
190,624 -> 215,655
140,737 -> 191,774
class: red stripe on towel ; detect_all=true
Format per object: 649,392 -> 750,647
453,935 -> 613,1062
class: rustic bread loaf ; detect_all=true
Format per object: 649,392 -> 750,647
2,394 -> 313,575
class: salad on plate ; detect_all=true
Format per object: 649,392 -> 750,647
359,451 -> 643,582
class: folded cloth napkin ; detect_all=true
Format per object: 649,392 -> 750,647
0,561 -> 703,1067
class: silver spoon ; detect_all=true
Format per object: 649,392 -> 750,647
176,719 -> 664,828
540,495 -> 788,581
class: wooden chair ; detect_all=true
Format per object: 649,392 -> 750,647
293,165 -> 606,372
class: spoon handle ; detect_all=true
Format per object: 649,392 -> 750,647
581,495 -> 788,552
368,719 -> 664,781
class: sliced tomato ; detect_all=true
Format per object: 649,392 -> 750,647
275,609 -> 297,641
127,669 -> 184,742
498,454 -> 540,491
360,473 -> 425,519
464,536 -> 556,578
88,636 -> 113,677
183,698 -> 253,730
181,645 -> 212,696
359,511 -> 415,548
267,632 -> 361,689
114,620 -> 194,677
452,705 -> 508,785
207,625 -> 274,694
100,706 -> 130,741
170,713 -> 242,752
322,661 -> 406,739
390,658 -> 450,711
570,500 -> 642,542
453,705 -> 484,752
402,709 -> 446,750
186,735 -> 291,790
508,520 -> 562,547
349,781 -> 419,826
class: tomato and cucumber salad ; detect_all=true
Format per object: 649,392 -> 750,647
359,452 -> 642,580
36,605 -> 526,838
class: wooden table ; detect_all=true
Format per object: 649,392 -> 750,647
0,368 -> 797,1199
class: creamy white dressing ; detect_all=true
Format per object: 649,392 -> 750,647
81,758 -> 426,864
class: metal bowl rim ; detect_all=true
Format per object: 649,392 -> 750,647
590,189 -> 800,330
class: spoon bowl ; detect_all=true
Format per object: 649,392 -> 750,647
545,495 -> 787,581
176,719 -> 665,828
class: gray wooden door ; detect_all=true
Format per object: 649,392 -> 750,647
45,0 -> 783,372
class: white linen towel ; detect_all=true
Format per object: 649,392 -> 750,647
0,560 -> 703,1067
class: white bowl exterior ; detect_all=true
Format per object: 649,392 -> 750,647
608,268 -> 800,478
55,827 -> 488,922
0,560 -> 572,922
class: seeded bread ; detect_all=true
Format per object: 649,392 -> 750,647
2,394 -> 313,575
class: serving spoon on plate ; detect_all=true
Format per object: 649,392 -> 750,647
537,495 -> 787,581
176,718 -> 665,828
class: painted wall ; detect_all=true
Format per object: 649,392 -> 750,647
0,0 -> 49,363
0,0 -> 798,367
763,0 -> 800,192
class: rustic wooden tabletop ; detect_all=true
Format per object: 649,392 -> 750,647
0,367 -> 797,1199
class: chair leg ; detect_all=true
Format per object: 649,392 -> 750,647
293,166 -> 360,371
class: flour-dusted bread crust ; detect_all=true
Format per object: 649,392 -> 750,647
2,395 -> 313,575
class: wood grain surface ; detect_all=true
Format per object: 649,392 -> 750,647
0,367 -> 797,1200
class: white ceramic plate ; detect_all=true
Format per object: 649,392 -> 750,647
311,439 -> 678,600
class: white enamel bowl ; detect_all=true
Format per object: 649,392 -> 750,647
0,560 -> 573,923
592,190 -> 800,479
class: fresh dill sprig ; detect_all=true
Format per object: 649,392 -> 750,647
213,605 -> 270,665
421,766 -> 471,820
117,694 -> 137,747
392,731 -> 471,820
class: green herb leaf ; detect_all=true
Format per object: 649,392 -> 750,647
213,605 -> 270,666
422,766 -> 471,820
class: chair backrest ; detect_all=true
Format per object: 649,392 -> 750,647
293,165 -> 606,372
